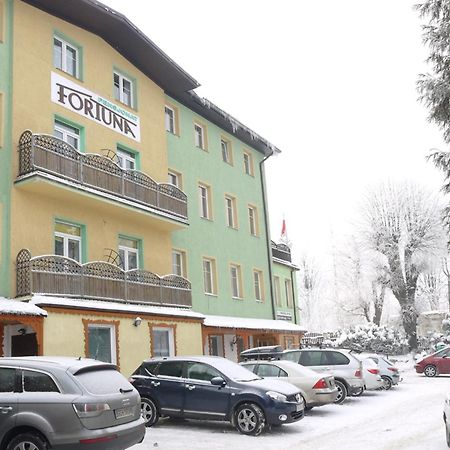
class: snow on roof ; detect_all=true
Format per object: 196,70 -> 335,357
30,295 -> 204,320
0,298 -> 47,316
203,314 -> 307,332
420,310 -> 448,316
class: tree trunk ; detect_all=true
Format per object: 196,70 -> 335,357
373,284 -> 385,326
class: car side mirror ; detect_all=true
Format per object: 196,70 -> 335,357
210,376 -> 226,386
443,355 -> 447,359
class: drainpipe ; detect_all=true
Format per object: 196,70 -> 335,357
290,267 -> 298,324
259,150 -> 276,321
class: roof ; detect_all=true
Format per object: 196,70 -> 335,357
30,295 -> 204,320
0,298 -> 47,317
203,314 -> 307,333
22,0 -> 280,157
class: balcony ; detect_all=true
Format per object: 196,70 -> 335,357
16,249 -> 192,308
271,241 -> 292,263
17,131 -> 187,223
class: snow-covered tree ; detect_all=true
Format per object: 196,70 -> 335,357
361,182 -> 444,349
298,256 -> 322,329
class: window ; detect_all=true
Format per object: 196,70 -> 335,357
203,257 -> 217,295
116,147 -> 136,170
194,122 -> 206,149
53,36 -> 78,77
243,151 -> 254,176
23,370 -> 59,392
330,352 -> 350,366
274,276 -> 282,306
299,351 -> 326,366
168,170 -> 182,189
157,361 -> 182,378
221,139 -> 232,164
248,205 -> 259,236
0,368 -> 15,392
254,269 -> 264,301
87,324 -> 116,364
152,327 -> 174,357
54,120 -> 80,150
114,71 -> 134,108
165,105 -> 176,134
172,250 -> 187,278
198,183 -> 211,219
225,195 -> 237,228
257,364 -> 287,378
285,279 -> 293,308
186,362 -> 221,382
230,264 -> 242,299
209,335 -> 224,357
54,221 -> 82,262
119,237 -> 139,271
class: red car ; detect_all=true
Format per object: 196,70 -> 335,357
415,347 -> 450,377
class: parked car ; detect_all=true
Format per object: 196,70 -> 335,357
0,356 -> 145,450
354,356 -> 383,392
415,346 -> 450,377
240,359 -> 338,409
444,391 -> 450,447
129,356 -> 304,435
279,348 -> 364,404
356,352 -> 400,390
240,345 -> 284,361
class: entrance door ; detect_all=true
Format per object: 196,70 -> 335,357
11,333 -> 37,357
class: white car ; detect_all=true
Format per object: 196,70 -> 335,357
355,356 -> 383,391
358,352 -> 401,390
444,392 -> 450,447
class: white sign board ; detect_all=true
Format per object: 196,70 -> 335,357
51,72 -> 140,142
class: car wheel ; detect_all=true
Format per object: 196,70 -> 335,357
424,365 -> 438,377
381,376 -> 392,390
235,402 -> 266,436
6,433 -> 48,450
334,380 -> 347,404
141,397 -> 159,427
351,386 -> 364,397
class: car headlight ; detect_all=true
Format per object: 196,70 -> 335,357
266,391 -> 287,402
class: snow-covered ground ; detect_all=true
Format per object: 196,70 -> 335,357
133,366 -> 450,450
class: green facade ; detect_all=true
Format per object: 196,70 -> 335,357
0,0 -> 13,297
167,96 -> 275,319
272,260 -> 299,323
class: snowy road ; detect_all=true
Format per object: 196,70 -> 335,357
133,369 -> 450,450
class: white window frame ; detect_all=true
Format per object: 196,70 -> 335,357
248,206 -> 258,236
254,270 -> 263,301
199,184 -> 210,219
54,120 -> 80,150
152,327 -> 175,357
54,222 -> 82,262
194,123 -> 205,149
244,152 -> 254,176
230,264 -> 242,299
119,238 -> 139,271
114,71 -> 134,108
116,148 -> 136,170
221,139 -> 231,164
87,324 -> 117,364
53,36 -> 78,78
165,105 -> 176,134
168,170 -> 181,188
274,276 -> 282,306
285,279 -> 293,308
225,196 -> 236,228
172,250 -> 186,278
203,258 -> 216,295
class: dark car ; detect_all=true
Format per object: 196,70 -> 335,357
129,355 -> 304,436
415,346 -> 450,377
0,356 -> 145,450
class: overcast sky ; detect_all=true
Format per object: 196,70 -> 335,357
101,0 -> 448,262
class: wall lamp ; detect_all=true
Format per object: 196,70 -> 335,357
133,317 -> 142,327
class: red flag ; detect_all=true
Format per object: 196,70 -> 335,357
281,219 -> 287,239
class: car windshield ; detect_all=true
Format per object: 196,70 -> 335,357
210,358 -> 261,381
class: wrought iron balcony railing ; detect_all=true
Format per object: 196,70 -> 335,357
271,241 -> 292,263
16,249 -> 192,308
18,131 -> 187,220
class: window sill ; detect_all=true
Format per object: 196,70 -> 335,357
54,67 -> 82,83
200,216 -> 214,222
227,225 -> 239,231
232,297 -> 244,301
205,293 -> 218,297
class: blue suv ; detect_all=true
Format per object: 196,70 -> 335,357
129,356 -> 304,436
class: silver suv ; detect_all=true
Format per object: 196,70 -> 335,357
0,357 -> 145,450
281,349 -> 364,404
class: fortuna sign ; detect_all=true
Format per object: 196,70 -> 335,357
51,72 -> 140,142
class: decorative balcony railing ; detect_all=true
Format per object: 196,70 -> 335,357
18,131 -> 188,220
16,249 -> 192,308
271,241 -> 292,263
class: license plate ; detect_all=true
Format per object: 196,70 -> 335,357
296,404 -> 302,412
115,406 -> 134,419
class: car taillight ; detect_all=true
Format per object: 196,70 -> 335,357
312,378 -> 328,389
73,403 -> 111,418
388,367 -> 398,372
355,370 -> 362,378
368,368 -> 379,375
128,377 -> 136,384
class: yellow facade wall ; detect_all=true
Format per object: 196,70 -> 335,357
9,2 -> 174,292
43,309 -> 203,377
